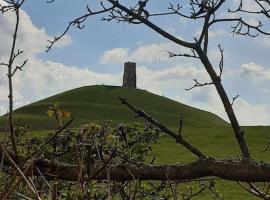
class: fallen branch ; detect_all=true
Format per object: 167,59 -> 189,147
3,151 -> 270,182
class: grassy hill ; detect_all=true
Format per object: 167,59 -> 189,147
0,85 -> 227,130
1,85 -> 270,199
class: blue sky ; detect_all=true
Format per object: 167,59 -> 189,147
0,0 -> 270,125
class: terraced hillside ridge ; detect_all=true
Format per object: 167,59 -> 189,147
0,85 -> 228,130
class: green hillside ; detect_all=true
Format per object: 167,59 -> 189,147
1,85 -> 227,130
1,86 -> 270,199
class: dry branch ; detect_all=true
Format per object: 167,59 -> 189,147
2,151 -> 270,182
118,97 -> 205,158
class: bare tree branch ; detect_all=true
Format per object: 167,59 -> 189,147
231,95 -> 240,106
218,44 -> 224,78
209,18 -> 270,37
3,151 -> 270,182
46,3 -> 115,52
0,62 -> 8,67
118,97 -> 205,158
11,59 -> 28,77
168,49 -> 199,59
1,146 -> 41,200
0,1 -> 27,156
185,78 -> 214,91
238,182 -> 270,200
228,0 -> 270,18
195,45 -> 251,159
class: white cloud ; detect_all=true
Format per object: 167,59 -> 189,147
208,29 -> 226,38
174,86 -> 228,122
137,63 -> 209,95
195,28 -> 226,39
233,0 -> 270,12
255,35 -> 270,48
0,5 -> 72,62
0,5 -> 117,113
234,98 -> 270,126
100,42 -> 186,64
130,44 -> 168,62
174,86 -> 270,126
100,39 -> 227,69
0,59 -> 121,112
100,48 -> 129,64
240,62 -> 270,80
208,48 -> 223,63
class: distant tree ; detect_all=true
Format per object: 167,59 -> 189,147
1,0 -> 270,199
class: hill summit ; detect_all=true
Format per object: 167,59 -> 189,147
2,85 -> 227,130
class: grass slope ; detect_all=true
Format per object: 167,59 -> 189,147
0,85 -> 269,199
1,85 -> 227,130
150,125 -> 270,199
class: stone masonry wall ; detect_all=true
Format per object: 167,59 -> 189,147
122,62 -> 136,88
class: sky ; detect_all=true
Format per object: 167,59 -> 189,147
0,0 -> 270,125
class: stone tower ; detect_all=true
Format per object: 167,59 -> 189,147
122,62 -> 136,88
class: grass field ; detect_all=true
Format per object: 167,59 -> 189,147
0,85 -> 269,199
148,125 -> 270,199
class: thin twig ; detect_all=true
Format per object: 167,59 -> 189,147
231,95 -> 240,106
1,146 -> 41,200
185,78 -> 214,91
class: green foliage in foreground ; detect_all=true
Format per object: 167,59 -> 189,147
1,124 -> 269,199
0,85 -> 269,199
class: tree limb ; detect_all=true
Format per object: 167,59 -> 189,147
118,97 -> 205,158
3,151 -> 270,182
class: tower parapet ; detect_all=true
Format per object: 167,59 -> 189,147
122,62 -> 136,88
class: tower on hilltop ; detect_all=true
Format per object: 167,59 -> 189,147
122,62 -> 136,88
